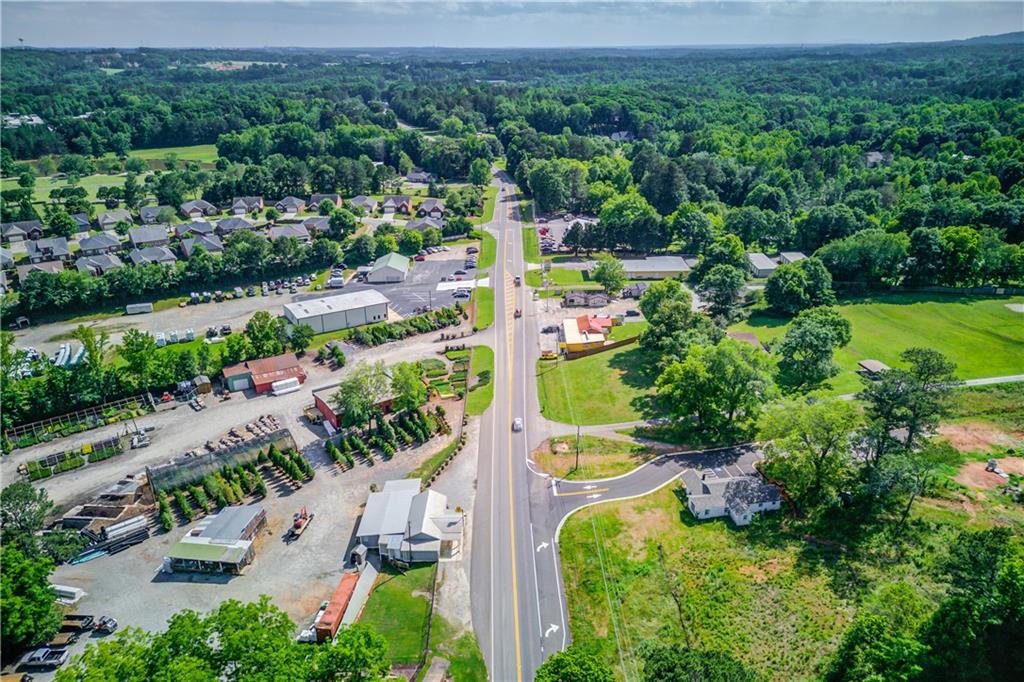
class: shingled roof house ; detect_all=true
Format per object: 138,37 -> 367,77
681,469 -> 781,527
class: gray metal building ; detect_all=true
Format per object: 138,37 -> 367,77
282,290 -> 390,334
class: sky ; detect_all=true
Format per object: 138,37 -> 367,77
1,1 -> 1021,49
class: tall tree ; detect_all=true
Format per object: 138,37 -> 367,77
697,264 -> 746,321
775,306 -> 852,389
591,253 -> 626,296
120,328 -> 158,391
535,643 -> 614,682
390,361 -> 427,413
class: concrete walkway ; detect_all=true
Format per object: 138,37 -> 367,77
421,656 -> 450,682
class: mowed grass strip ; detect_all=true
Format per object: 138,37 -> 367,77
732,294 -> 1024,395
472,286 -> 494,330
523,227 -> 541,264
476,230 -> 497,270
466,345 -> 495,416
560,486 -> 852,681
533,434 -> 657,480
360,564 -> 434,664
524,267 -> 587,288
536,343 -> 657,425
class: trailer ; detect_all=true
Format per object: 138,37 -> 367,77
315,573 -> 359,643
271,377 -> 302,396
125,302 -> 154,315
60,614 -> 94,633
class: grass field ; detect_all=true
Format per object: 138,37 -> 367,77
466,345 -> 495,416
560,486 -> 853,681
731,293 -> 1024,394
524,267 -> 587,288
472,286 -> 494,330
523,228 -> 541,264
534,435 -> 657,480
536,343 -> 657,425
361,564 -> 434,664
2,172 -> 144,204
128,144 -> 219,163
607,321 -> 648,342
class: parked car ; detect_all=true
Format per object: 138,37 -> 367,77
220,324 -> 232,336
466,246 -> 479,254
415,255 -> 426,261
541,325 -> 559,333
234,286 -> 244,298
625,309 -> 641,317
247,286 -> 255,296
452,290 -> 471,299
21,648 -> 69,671
454,269 -> 467,276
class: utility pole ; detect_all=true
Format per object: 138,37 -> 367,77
575,424 -> 581,472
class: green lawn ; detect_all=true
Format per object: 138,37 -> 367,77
472,286 -> 494,330
524,267 -> 587,288
360,564 -> 434,664
534,434 -> 657,480
523,227 -> 541,264
607,321 -> 648,341
536,343 -> 658,425
731,293 -> 1024,394
2,172 -> 148,205
99,67 -> 124,75
560,486 -> 853,681
469,185 -> 498,226
466,345 -> 495,416
127,144 -> 219,163
476,230 -> 497,270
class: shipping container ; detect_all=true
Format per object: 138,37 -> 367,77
125,303 -> 154,315
315,573 -> 359,643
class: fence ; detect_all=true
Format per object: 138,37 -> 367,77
5,393 -> 154,449
563,335 -> 640,361
147,429 -> 295,493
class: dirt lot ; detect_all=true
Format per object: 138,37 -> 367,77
44,394 -> 471,678
938,421 -> 1023,452
954,456 -> 1024,490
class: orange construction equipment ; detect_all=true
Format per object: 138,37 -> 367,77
315,573 -> 359,643
288,507 -> 314,541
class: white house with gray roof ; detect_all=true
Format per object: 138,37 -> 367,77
681,469 -> 781,527
354,479 -> 464,563
97,208 -> 132,231
129,225 -> 169,249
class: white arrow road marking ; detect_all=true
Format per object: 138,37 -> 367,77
536,541 -> 549,552
545,624 -> 560,638
586,494 -> 602,500
583,484 -> 597,490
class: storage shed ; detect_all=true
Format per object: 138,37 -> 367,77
221,353 -> 306,394
747,252 -> 778,278
283,290 -> 389,334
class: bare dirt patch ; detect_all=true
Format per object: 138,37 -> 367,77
619,502 -> 674,549
955,457 -> 1024,490
938,421 -> 1021,453
738,556 -> 792,584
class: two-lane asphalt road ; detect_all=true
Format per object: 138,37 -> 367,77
470,172 -> 766,681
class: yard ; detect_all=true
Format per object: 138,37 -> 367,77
731,293 -> 1024,394
536,343 -> 657,425
532,435 -> 657,480
360,564 -> 435,664
469,185 -> 498,226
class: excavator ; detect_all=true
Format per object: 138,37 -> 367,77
287,507 -> 314,542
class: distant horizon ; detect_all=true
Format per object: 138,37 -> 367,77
2,2 -> 1021,49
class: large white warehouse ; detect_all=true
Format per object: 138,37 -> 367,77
283,290 -> 390,334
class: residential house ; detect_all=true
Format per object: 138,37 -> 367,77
139,205 -> 174,224
778,251 -> 807,265
174,221 -> 215,239
367,252 -> 410,283
128,226 -> 169,249
128,246 -> 178,266
1,220 -> 44,243
180,199 -> 218,219
79,232 -> 122,256
354,479 -> 464,563
70,213 -> 92,233
309,193 -> 342,210
231,196 -> 263,215
17,261 -> 65,281
76,253 -> 124,276
621,282 -> 649,299
747,252 -> 778,278
97,209 -> 132,231
301,216 -> 329,234
274,196 -> 306,214
0,247 -> 13,269
216,217 -> 253,236
681,468 -> 781,527
349,195 -> 378,214
268,224 -> 311,242
416,198 -> 445,219
380,195 -> 412,216
406,169 -> 435,183
563,290 -> 611,307
180,235 -> 224,258
406,216 -> 444,233
26,237 -> 71,264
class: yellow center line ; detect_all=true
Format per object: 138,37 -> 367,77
504,230 -> 524,681
555,487 -> 610,497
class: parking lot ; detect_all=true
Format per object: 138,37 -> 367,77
534,212 -> 597,255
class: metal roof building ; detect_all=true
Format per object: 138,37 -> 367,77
283,290 -> 389,334
164,505 -> 266,574
367,252 -> 410,283
747,252 -> 779,278
355,479 -> 463,563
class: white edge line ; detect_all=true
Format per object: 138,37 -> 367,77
551,535 -> 568,652
555,443 -> 756,486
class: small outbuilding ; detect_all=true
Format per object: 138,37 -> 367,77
747,252 -> 778,278
858,359 -> 891,378
221,353 -> 306,394
615,256 -> 690,280
778,251 -> 807,265
164,505 -> 266,574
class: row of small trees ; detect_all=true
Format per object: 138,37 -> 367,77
157,461 -> 271,531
